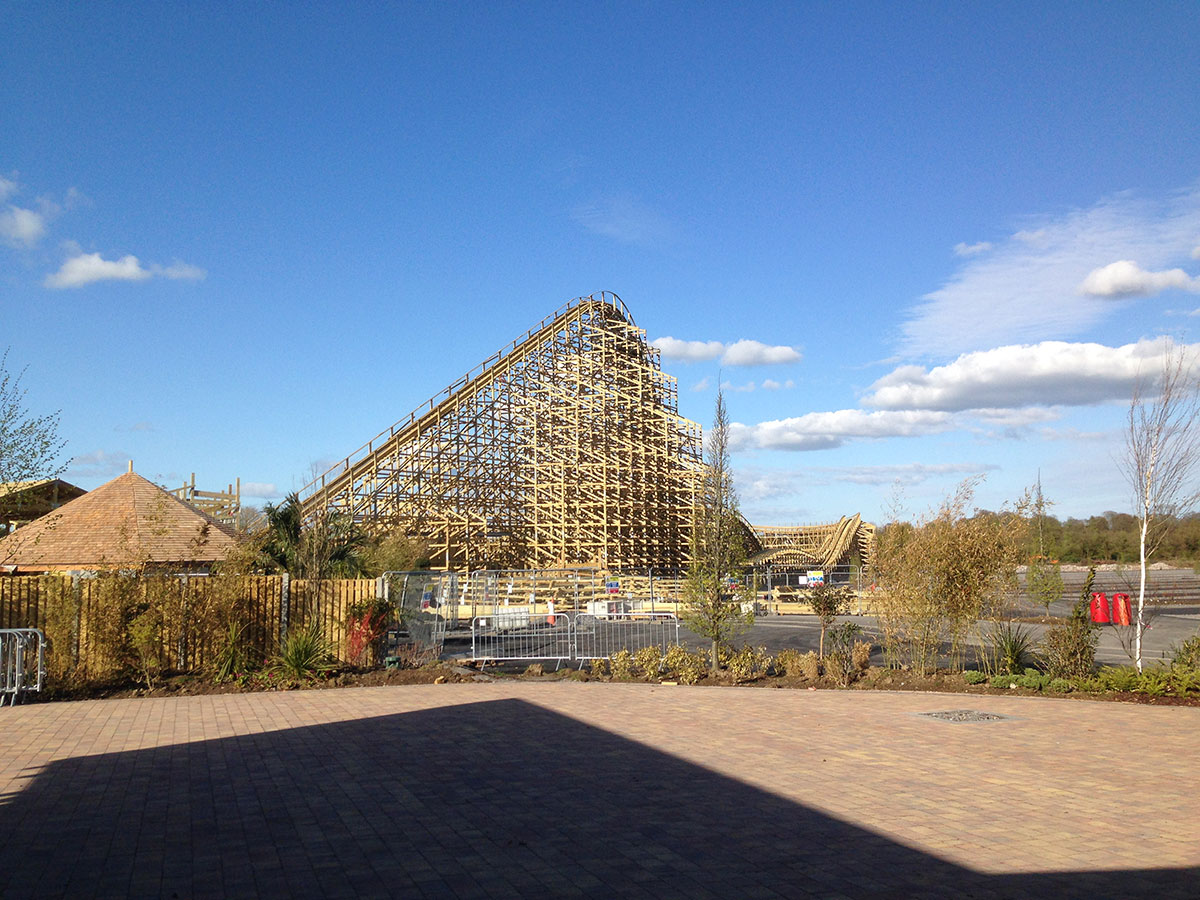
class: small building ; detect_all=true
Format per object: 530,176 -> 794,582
0,478 -> 87,536
0,467 -> 241,574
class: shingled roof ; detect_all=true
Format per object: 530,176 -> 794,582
0,471 -> 241,573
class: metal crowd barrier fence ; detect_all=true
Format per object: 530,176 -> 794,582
1,628 -> 45,707
469,611 -> 679,663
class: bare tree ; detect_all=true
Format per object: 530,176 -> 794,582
681,389 -> 753,670
0,350 -> 66,543
1121,345 -> 1200,671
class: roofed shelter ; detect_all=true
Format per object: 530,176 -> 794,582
0,467 -> 241,574
0,479 -> 87,536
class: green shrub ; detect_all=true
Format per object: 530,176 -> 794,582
1097,666 -> 1139,692
633,645 -> 663,678
1170,635 -> 1200,671
211,619 -> 251,682
1136,670 -> 1170,697
663,644 -> 707,685
1016,673 -> 1046,691
727,645 -> 771,682
962,670 -> 987,685
851,640 -> 872,672
1078,676 -> 1105,693
990,674 -> 1018,688
1040,617 -> 1100,680
798,650 -> 821,680
775,648 -> 804,677
983,621 -> 1035,675
1047,678 -> 1074,694
270,620 -> 335,680
589,656 -> 608,678
1169,666 -> 1200,695
609,649 -> 634,680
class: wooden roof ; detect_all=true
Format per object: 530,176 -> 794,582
0,478 -> 88,520
0,471 -> 241,571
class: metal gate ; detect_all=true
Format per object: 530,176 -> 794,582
470,611 -> 679,663
1,628 -> 45,707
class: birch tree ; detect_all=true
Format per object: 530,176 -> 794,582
1121,346 -> 1200,671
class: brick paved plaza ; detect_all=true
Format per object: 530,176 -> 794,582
1,684 -> 1197,898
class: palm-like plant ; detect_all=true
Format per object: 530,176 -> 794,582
257,493 -> 368,579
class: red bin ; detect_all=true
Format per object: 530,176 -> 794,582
1090,592 -> 1110,624
1111,593 -> 1132,626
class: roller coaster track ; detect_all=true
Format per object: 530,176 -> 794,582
749,516 -> 875,570
299,292 -> 704,571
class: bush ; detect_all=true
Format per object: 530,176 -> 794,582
825,622 -> 866,686
1040,617 -> 1099,680
609,649 -> 634,681
1171,635 -> 1200,670
727,645 -> 771,682
984,621 -> 1035,675
270,620 -> 335,680
663,644 -> 707,685
1097,666 -> 1139,692
1136,670 -> 1170,697
1016,673 -> 1046,691
775,648 -> 804,677
851,640 -> 872,672
633,645 -> 663,678
990,674 -> 1018,688
345,598 -> 392,667
798,650 -> 821,680
589,656 -> 608,678
1046,678 -> 1074,694
963,670 -> 987,685
211,619 -> 251,682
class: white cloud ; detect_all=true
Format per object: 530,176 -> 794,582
45,252 -> 151,288
0,205 -> 47,247
1078,259 -> 1199,297
155,261 -> 207,281
691,377 -> 710,392
721,380 -> 755,393
240,482 -> 279,499
954,241 -> 992,256
760,379 -> 796,390
572,193 -> 672,245
653,337 -> 724,361
865,338 -> 1188,411
653,336 -> 800,366
66,450 -> 131,480
44,252 -> 206,289
902,186 -> 1200,355
721,339 -> 801,366
1192,245 -> 1200,260
729,409 -> 954,451
0,176 -> 16,201
829,462 -> 999,487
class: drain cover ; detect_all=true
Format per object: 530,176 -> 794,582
919,709 -> 1010,723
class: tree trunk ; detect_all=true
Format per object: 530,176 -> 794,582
711,637 -> 719,672
1137,515 -> 1148,672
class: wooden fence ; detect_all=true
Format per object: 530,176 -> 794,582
0,574 -> 384,682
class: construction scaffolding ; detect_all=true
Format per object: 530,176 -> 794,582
299,292 -> 704,571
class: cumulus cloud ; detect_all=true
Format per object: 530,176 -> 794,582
652,336 -> 800,366
0,205 -> 47,247
44,252 -> 206,288
864,338 -> 1189,411
761,379 -> 795,390
830,462 -> 999,486
690,377 -> 710,392
653,337 -> 724,361
66,450 -> 131,480
729,409 -> 953,451
902,186 -> 1200,355
240,482 -> 279,499
1078,259 -> 1199,297
720,339 -> 801,366
721,380 -> 755,393
45,253 -> 151,288
0,176 -> 16,201
954,241 -> 992,256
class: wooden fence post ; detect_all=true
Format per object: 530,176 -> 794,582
71,574 -> 82,669
280,572 -> 290,642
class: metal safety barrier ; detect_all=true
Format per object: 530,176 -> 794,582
1,628 -> 45,707
469,611 -> 679,663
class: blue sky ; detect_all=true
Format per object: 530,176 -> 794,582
3,2 -> 1199,526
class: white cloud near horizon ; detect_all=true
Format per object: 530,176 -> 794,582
1078,259 -> 1200,297
45,252 -> 206,288
864,337 -> 1189,411
653,336 -> 800,366
903,185 -> 1200,356
729,409 -> 954,451
240,482 -> 279,499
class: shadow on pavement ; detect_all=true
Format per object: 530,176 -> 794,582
0,698 -> 1193,898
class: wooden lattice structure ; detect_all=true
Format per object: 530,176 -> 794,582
171,473 -> 241,527
750,515 -> 875,570
299,292 -> 703,570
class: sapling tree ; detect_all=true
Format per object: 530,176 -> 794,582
1121,346 -> 1200,671
0,349 -> 66,539
807,581 -> 851,658
681,389 -> 753,671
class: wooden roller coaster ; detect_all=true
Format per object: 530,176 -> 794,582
299,293 -> 704,571
299,291 -> 874,573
